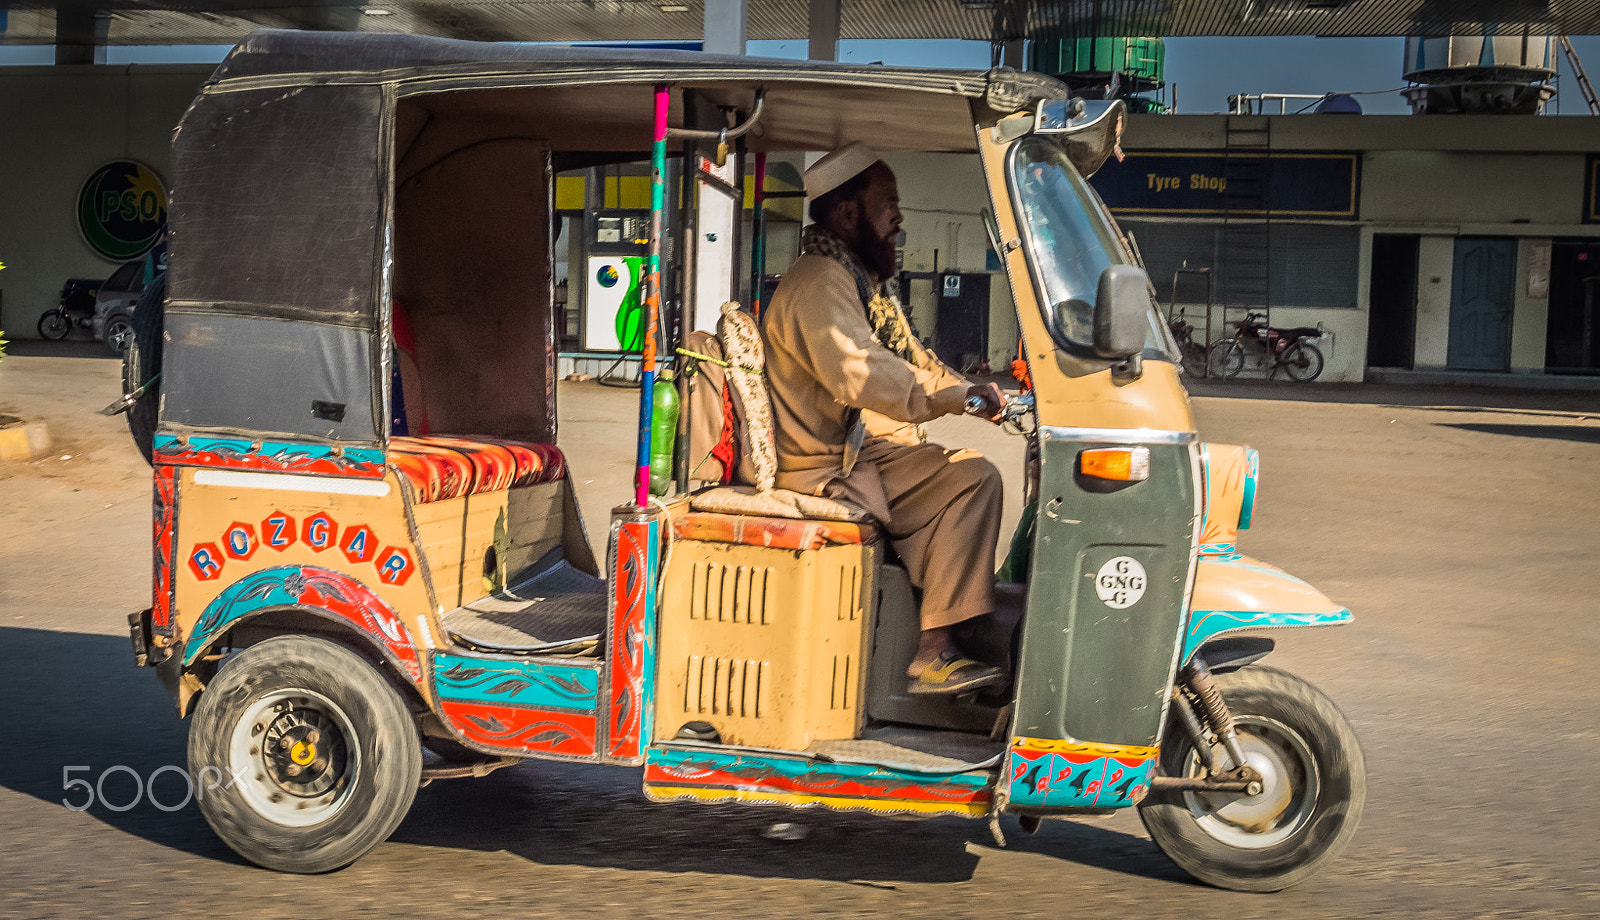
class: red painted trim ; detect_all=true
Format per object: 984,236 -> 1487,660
440,700 -> 597,757
607,520 -> 650,760
152,467 -> 177,635
641,764 -> 992,806
154,443 -> 388,478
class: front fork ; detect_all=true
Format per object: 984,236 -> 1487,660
1149,657 -> 1265,796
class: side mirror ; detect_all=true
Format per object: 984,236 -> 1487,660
1093,264 -> 1151,360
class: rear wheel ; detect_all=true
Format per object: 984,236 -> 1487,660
1208,340 -> 1245,378
1279,342 -> 1324,382
1180,341 -> 1208,378
1138,665 -> 1365,892
37,311 -> 70,340
188,635 -> 422,873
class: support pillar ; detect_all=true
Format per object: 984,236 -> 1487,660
703,0 -> 747,55
54,9 -> 108,65
808,0 -> 840,62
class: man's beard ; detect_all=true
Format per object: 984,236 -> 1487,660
849,223 -> 898,282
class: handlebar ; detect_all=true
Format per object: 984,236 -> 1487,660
966,392 -> 1035,427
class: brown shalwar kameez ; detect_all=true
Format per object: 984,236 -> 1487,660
762,253 -> 1003,630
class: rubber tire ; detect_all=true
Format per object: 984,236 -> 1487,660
1180,341 -> 1209,379
1279,342 -> 1325,382
188,635 -> 422,874
122,273 -> 165,465
37,311 -> 70,340
104,314 -> 135,355
1208,340 -> 1245,378
1138,665 -> 1366,892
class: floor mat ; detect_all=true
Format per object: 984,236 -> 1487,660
441,560 -> 607,655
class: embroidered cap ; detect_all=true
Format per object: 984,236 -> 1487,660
804,142 -> 883,198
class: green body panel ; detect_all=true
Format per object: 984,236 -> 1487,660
1014,438 -> 1197,747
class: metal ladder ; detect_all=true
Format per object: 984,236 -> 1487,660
1219,115 -> 1272,336
1559,36 -> 1600,115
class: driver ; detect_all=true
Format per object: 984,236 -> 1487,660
762,142 -> 1008,696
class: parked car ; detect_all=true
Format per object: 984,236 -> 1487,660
92,258 -> 152,354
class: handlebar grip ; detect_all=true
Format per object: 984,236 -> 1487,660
965,395 -> 988,415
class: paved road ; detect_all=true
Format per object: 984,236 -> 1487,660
2,346 -> 1598,918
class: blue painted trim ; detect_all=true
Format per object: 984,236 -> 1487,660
639,519 -> 659,749
183,568 -> 304,663
433,653 -> 600,711
1183,607 -> 1352,662
1006,751 -> 1154,809
1238,447 -> 1259,530
152,434 -> 384,467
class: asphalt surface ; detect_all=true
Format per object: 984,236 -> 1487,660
2,343 -> 1598,918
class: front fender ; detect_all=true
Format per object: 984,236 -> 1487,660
1181,554 -> 1351,663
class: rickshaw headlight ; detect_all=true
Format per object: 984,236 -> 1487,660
1079,447 -> 1150,482
1238,447 -> 1260,530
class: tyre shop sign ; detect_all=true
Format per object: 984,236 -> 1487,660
77,160 -> 168,260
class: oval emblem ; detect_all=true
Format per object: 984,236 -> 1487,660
1095,556 -> 1147,609
77,160 -> 168,260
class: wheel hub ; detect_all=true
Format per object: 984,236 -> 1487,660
1184,716 -> 1319,849
228,688 -> 360,827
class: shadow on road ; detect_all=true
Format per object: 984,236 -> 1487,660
4,340 -> 122,360
1438,422 -> 1600,445
0,626 -> 241,864
0,627 -> 1180,886
1186,378 -> 1600,413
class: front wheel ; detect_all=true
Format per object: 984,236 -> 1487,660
1207,340 -> 1245,378
1138,665 -> 1365,892
104,315 -> 135,355
188,635 -> 422,873
37,310 -> 70,340
1279,342 -> 1325,382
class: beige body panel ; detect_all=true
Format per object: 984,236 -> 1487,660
974,117 -> 1196,434
1191,555 -> 1344,616
1199,443 -> 1249,547
172,468 -> 440,669
654,538 -> 877,749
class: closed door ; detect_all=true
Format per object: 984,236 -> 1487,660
1447,238 -> 1515,371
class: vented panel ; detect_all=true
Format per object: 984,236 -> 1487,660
656,538 -> 876,750
684,655 -> 770,718
689,561 -> 772,625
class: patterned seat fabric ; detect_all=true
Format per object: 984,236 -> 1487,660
672,510 -> 878,551
389,436 -> 566,503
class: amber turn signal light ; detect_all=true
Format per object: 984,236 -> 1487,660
1079,447 -> 1150,482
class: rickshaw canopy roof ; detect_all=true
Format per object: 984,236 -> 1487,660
204,29 -> 1073,154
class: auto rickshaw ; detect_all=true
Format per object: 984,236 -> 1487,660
122,30 -> 1364,892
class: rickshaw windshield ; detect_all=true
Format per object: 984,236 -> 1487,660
1009,135 -> 1172,358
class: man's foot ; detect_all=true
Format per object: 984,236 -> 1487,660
907,651 -> 1005,696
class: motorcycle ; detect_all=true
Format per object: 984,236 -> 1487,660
38,277 -> 103,340
1208,312 -> 1326,381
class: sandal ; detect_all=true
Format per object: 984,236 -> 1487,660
907,651 -> 1005,696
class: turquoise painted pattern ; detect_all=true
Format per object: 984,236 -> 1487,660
182,567 -> 301,663
153,434 -> 385,468
1007,750 -> 1154,809
433,653 -> 600,711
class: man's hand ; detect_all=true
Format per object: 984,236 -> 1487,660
964,382 -> 1006,423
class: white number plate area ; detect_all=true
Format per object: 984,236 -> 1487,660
1094,556 -> 1148,609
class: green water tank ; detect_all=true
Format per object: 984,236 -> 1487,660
1030,37 -> 1165,93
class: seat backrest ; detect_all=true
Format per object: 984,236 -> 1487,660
715,301 -> 777,493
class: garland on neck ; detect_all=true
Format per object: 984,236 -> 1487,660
800,224 -> 919,363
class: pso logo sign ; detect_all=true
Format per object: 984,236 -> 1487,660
77,161 -> 168,260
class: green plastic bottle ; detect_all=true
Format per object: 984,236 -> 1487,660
649,373 -> 679,496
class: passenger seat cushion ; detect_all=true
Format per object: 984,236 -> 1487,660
673,510 -> 878,550
690,485 -> 874,524
389,436 -> 566,503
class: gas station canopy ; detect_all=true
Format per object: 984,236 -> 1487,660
4,0 -> 1599,47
